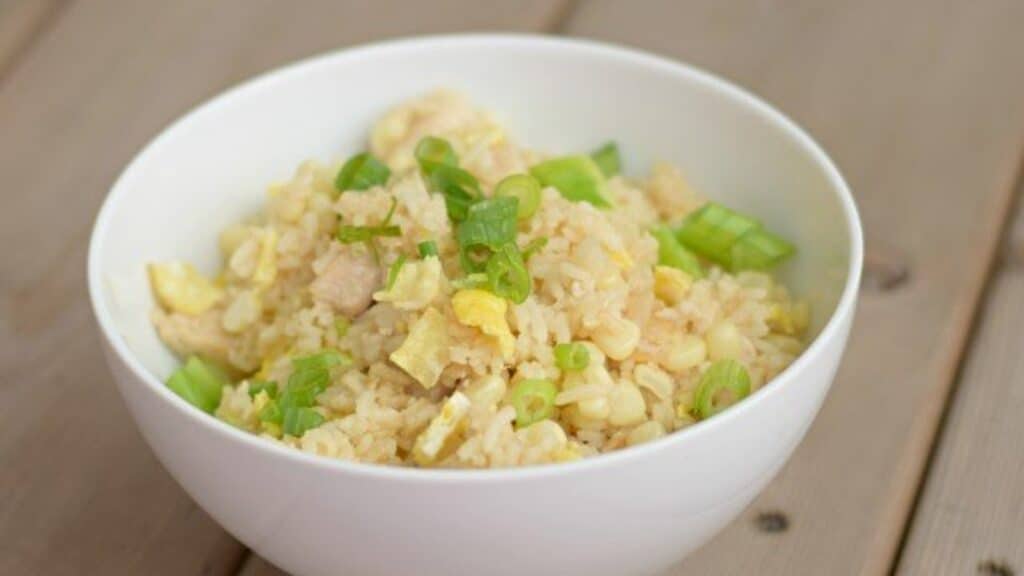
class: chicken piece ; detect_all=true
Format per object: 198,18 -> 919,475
310,248 -> 381,316
153,308 -> 232,367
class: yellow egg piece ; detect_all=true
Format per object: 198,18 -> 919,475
452,289 -> 515,360
148,261 -> 224,316
390,307 -> 450,389
412,391 -> 471,465
252,229 -> 278,288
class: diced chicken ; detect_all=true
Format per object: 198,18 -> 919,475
152,308 -> 232,367
310,249 -> 381,316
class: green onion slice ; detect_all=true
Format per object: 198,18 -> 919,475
590,141 -> 621,177
494,174 -> 542,220
651,225 -> 704,278
386,254 -> 407,289
674,203 -> 759,267
247,380 -> 278,399
693,359 -> 751,419
259,400 -> 282,424
292,350 -> 350,373
729,228 -> 795,271
509,379 -> 559,428
530,155 -> 612,208
414,136 -> 458,173
521,237 -> 548,261
429,164 -> 481,222
336,223 -> 401,243
554,342 -> 590,372
456,196 -> 519,273
417,240 -> 439,257
335,152 -> 390,192
165,356 -> 228,414
282,406 -> 325,437
485,243 -> 531,304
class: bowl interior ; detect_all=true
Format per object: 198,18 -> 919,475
91,36 -> 855,389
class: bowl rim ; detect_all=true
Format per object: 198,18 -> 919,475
87,33 -> 863,483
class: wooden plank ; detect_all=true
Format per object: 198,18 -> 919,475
0,0 -> 63,80
563,1 -> 1024,574
0,1 -> 567,575
896,180 -> 1024,575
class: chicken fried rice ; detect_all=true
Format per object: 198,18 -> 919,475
148,90 -> 808,468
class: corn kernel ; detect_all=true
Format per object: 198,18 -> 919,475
608,381 -> 647,426
577,396 -> 611,420
653,265 -> 692,305
592,317 -> 640,361
705,320 -> 746,361
660,334 -> 707,372
627,421 -> 666,446
633,364 -> 674,400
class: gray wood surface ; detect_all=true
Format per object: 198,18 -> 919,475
564,1 -> 1024,574
0,1 -> 566,574
896,185 -> 1024,575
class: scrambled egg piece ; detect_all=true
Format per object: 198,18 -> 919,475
390,307 -> 450,389
412,391 -> 471,465
148,261 -> 224,315
452,289 -> 515,360
653,265 -> 692,306
373,256 -> 443,311
251,228 -> 278,288
767,301 -> 809,336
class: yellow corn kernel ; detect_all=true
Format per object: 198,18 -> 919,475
633,364 -> 674,400
577,396 -> 611,420
653,266 -> 692,306
592,317 -> 640,361
412,391 -> 471,465
705,320 -> 746,361
390,308 -> 450,389
148,261 -> 224,316
608,381 -> 647,426
627,421 -> 666,446
465,374 -> 507,408
660,334 -> 707,372
452,289 -> 515,360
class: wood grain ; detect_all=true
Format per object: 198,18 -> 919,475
0,0 -> 62,80
0,1 -> 565,575
563,1 -> 1024,574
896,177 -> 1024,575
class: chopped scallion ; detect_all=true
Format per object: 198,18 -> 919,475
494,174 -> 542,220
590,141 -> 621,177
414,136 -> 458,173
292,350 -> 350,373
451,272 -> 488,290
417,240 -> 439,258
675,203 -> 759,268
335,152 -> 390,192
485,243 -> 531,304
387,254 -> 407,289
429,164 -> 481,222
651,225 -> 704,278
509,379 -> 559,428
334,317 -> 350,338
281,406 -> 325,437
521,237 -> 548,261
530,155 -> 612,208
693,359 -> 751,419
456,196 -> 519,273
554,342 -> 589,372
247,380 -> 278,399
165,356 -> 228,414
729,228 -> 795,271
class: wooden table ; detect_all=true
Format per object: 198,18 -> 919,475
2,1 -> 1022,574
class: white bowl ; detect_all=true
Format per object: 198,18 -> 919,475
88,35 -> 861,576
